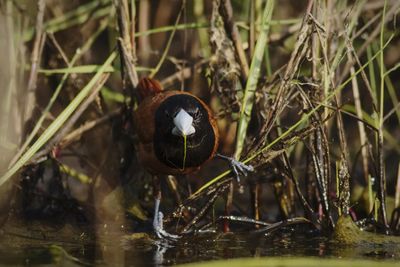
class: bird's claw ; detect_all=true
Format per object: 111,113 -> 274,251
229,158 -> 254,183
153,211 -> 180,240
217,154 -> 254,183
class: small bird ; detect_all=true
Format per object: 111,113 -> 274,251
134,77 -> 253,239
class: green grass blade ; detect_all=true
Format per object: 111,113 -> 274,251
234,0 -> 275,160
38,64 -> 152,75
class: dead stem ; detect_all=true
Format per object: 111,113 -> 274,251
48,33 -> 70,66
252,217 -> 314,234
350,65 -> 370,188
220,0 -> 249,80
138,0 -> 150,65
24,0 -> 46,122
395,164 -> 400,209
113,0 -> 139,92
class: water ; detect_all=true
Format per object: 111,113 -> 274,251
1,223 -> 399,266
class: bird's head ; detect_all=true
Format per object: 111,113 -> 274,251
155,94 -> 204,139
153,93 -> 216,169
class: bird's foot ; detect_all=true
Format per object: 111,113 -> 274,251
217,154 -> 254,183
153,211 -> 180,240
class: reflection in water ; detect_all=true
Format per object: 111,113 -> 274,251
1,225 -> 400,266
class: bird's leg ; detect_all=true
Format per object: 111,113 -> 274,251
216,154 -> 254,183
152,176 -> 180,240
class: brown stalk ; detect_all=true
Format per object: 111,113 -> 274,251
349,65 -> 370,187
250,182 -> 261,227
297,86 -> 333,228
24,0 -> 46,123
113,0 -> 139,94
335,96 -> 351,215
344,35 -> 377,112
378,131 -> 388,228
252,217 -> 313,234
219,0 -> 249,80
395,163 -> 400,209
224,182 -> 234,232
48,33 -> 70,66
166,175 -> 182,207
138,0 -> 151,65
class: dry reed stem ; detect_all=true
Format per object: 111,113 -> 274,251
114,0 -> 139,90
25,0 -> 46,122
349,65 -> 370,186
220,0 -> 249,80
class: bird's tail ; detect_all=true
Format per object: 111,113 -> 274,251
137,77 -> 163,101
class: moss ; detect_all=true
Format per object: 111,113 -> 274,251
334,216 -> 400,245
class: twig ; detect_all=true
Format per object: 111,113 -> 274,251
252,217 -> 313,234
48,32 -> 70,66
383,102 -> 400,123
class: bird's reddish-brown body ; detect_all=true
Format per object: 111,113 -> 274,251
134,78 -> 219,175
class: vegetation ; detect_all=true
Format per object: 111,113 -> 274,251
0,0 -> 399,265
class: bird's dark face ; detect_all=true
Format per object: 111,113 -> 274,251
154,94 -> 216,170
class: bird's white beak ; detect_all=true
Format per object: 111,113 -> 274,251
172,109 -> 196,136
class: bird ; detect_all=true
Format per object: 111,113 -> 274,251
133,77 -> 253,239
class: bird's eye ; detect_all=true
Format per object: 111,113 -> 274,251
193,107 -> 201,117
164,110 -> 171,118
